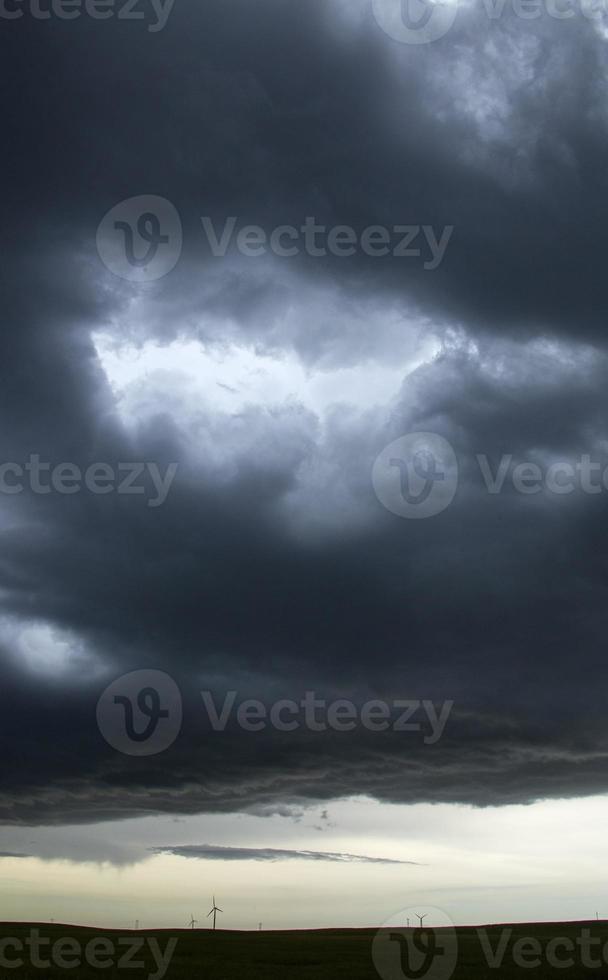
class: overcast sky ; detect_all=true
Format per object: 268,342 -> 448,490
2,0 -> 608,931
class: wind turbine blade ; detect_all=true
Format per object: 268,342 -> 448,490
216,908 -> 223,913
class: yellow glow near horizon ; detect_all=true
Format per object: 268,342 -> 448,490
2,796 -> 608,930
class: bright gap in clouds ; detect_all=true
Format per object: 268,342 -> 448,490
0,617 -> 106,680
92,333 -> 439,423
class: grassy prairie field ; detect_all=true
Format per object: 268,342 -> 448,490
1,920 -> 608,978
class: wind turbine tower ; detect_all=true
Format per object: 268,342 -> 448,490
207,897 -> 223,931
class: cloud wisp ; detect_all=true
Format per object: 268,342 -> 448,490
149,844 -> 419,865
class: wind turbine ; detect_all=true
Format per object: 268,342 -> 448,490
415,913 -> 428,928
188,914 -> 198,929
207,897 -> 223,931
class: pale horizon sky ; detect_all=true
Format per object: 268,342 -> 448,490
3,795 -> 608,931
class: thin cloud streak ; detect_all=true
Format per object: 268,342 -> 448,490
149,844 -> 421,865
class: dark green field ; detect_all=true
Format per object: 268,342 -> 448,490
2,920 -> 608,978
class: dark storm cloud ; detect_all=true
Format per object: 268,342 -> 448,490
149,844 -> 416,864
1,0 -> 608,826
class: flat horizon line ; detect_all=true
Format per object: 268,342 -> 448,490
1,918 -> 606,934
